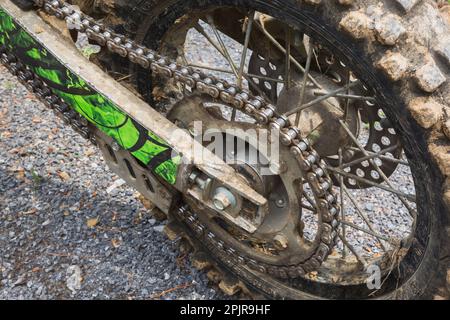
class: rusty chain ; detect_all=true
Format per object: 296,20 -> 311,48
2,0 -> 341,278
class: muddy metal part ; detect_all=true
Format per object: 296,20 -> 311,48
0,0 -> 268,217
167,95 -> 305,239
1,0 -> 341,279
69,1 -> 307,73
96,128 -> 175,213
153,6 -> 404,190
70,1 -> 301,61
63,2 -> 359,163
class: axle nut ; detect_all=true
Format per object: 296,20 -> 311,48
213,193 -> 231,210
212,187 -> 237,211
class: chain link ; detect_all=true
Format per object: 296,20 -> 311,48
6,0 -> 341,278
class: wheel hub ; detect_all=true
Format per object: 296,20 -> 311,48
277,72 -> 357,157
166,94 -> 337,275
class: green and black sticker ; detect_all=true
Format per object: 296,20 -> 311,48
0,9 -> 180,184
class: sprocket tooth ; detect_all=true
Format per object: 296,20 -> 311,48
164,221 -> 184,241
219,275 -> 242,296
192,251 -> 212,271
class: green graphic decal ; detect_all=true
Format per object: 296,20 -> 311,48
0,9 -> 180,184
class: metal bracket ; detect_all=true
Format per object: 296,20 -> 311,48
0,0 -> 268,212
95,128 -> 174,214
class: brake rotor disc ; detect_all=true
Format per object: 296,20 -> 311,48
248,54 -> 284,103
248,43 -> 404,188
311,46 -> 404,188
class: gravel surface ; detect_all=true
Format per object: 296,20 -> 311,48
0,64 -> 226,300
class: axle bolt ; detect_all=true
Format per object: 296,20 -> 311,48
212,187 -> 237,211
275,198 -> 286,208
213,193 -> 231,210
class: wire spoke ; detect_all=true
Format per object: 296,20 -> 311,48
253,19 -> 323,89
295,38 -> 313,126
338,234 -> 368,267
340,183 -> 388,251
196,19 -> 273,102
314,92 -> 376,102
340,220 -> 399,246
188,63 -> 233,74
237,11 -> 256,88
284,80 -> 361,117
348,147 -> 409,167
341,144 -> 401,169
338,119 -> 417,217
206,15 -> 240,78
328,167 -> 416,202
194,22 -> 228,62
285,26 -> 292,90
188,63 -> 284,83
234,11 -> 255,121
343,70 -> 352,120
338,148 -> 348,258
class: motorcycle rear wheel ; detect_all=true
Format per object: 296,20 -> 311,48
95,0 -> 450,299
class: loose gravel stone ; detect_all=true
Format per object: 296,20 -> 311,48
66,265 -> 82,295
0,64 -> 226,300
153,225 -> 165,233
